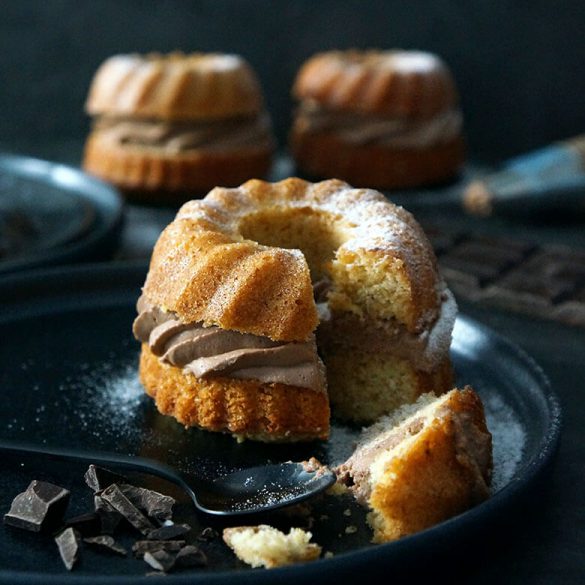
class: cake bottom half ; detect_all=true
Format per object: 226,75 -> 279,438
139,345 -> 330,442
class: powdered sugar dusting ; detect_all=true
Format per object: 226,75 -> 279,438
483,393 -> 526,492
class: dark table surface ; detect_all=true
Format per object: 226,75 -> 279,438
2,139 -> 584,584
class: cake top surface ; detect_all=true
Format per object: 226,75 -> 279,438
142,178 -> 447,341
86,52 -> 264,121
293,49 -> 458,118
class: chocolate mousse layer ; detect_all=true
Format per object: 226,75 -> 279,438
95,112 -> 273,153
317,288 -> 457,373
295,102 -> 462,148
133,296 -> 326,392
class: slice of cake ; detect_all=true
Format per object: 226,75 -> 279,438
336,387 -> 492,542
222,525 -> 322,568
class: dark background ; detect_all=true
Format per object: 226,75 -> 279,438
2,0 -> 585,161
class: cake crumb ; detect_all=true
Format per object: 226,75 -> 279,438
319,514 -> 329,521
345,525 -> 358,534
343,508 -> 351,517
324,551 -> 334,559
223,525 -> 321,569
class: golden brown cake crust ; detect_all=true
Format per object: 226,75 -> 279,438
292,50 -> 458,118
290,129 -> 465,190
83,130 -> 272,199
139,344 -> 330,442
142,178 -> 443,341
367,388 -> 492,542
86,53 -> 264,120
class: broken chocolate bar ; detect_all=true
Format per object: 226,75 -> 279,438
147,523 -> 191,541
143,549 -> 176,572
133,540 -> 186,558
84,535 -> 127,556
55,527 -> 81,571
175,545 -> 207,569
422,222 -> 585,327
118,483 -> 175,523
4,480 -> 70,532
94,495 -> 122,534
100,484 -> 154,535
64,512 -> 102,537
84,465 -> 127,492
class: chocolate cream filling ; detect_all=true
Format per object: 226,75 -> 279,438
132,296 -> 326,392
295,102 -> 462,148
95,113 -> 273,153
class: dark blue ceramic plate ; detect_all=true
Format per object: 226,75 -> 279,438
0,154 -> 123,274
0,263 -> 561,584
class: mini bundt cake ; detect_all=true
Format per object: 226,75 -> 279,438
336,387 -> 492,542
291,50 -> 465,190
133,178 -> 456,441
83,52 -> 274,203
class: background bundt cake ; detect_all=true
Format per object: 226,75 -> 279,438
83,52 -> 274,203
290,50 -> 465,190
336,387 -> 493,542
134,178 -> 456,440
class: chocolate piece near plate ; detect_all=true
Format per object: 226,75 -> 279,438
94,495 -> 123,534
64,511 -> 102,537
84,535 -> 127,556
55,527 -> 81,571
100,484 -> 154,535
197,527 -> 219,541
133,539 -> 186,558
84,464 -> 128,492
118,483 -> 175,523
4,480 -> 70,532
143,549 -> 176,572
147,523 -> 191,540
175,545 -> 207,569
422,222 -> 585,327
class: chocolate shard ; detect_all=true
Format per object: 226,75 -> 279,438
84,535 -> 127,556
133,540 -> 185,558
147,523 -> 191,541
143,549 -> 176,572
84,465 -> 127,493
174,545 -> 207,569
100,484 -> 154,535
94,495 -> 122,535
197,527 -> 218,542
4,480 -> 70,532
64,512 -> 102,537
55,527 -> 81,571
118,483 -> 175,523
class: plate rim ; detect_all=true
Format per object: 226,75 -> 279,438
0,262 -> 562,584
0,152 -> 124,274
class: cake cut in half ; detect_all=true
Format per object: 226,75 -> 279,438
336,387 -> 492,542
133,178 -> 456,441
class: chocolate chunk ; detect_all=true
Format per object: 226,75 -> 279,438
84,465 -> 127,493
84,535 -> 127,556
55,527 -> 81,571
4,480 -> 70,532
133,540 -> 185,558
100,484 -> 154,535
147,523 -> 191,540
64,512 -> 102,537
118,483 -> 175,523
197,527 -> 219,542
94,495 -> 122,534
143,549 -> 176,572
174,545 -> 207,568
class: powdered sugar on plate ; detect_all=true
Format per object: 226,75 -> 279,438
483,393 -> 526,492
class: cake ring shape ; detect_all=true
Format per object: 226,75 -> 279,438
290,50 -> 465,190
134,178 -> 456,441
83,52 -> 274,202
